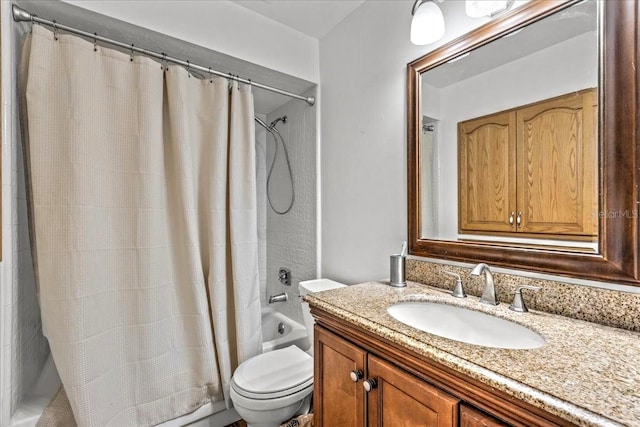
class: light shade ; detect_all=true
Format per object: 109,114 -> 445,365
465,0 -> 511,18
410,1 -> 445,45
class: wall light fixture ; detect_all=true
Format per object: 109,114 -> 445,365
410,0 -> 445,45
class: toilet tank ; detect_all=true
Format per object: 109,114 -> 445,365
299,279 -> 346,355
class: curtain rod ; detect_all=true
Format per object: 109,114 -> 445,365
11,4 -> 316,106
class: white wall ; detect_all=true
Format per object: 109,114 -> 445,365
320,1 -> 500,284
62,0 -> 320,84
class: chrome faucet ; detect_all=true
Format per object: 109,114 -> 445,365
268,292 -> 288,304
470,263 -> 498,306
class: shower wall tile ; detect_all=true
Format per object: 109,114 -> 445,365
266,89 -> 317,326
0,16 -> 16,424
256,119 -> 268,306
10,128 -> 49,414
4,19 -> 50,416
1,184 -> 12,427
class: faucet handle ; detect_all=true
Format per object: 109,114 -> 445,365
444,271 -> 466,298
509,285 -> 541,313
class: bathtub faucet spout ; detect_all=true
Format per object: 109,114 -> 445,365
268,292 -> 288,304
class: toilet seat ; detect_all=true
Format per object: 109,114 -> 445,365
231,345 -> 313,400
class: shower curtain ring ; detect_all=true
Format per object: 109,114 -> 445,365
93,33 -> 98,52
130,43 -> 134,62
187,60 -> 191,78
161,53 -> 167,71
52,20 -> 58,41
30,13 -> 37,33
208,67 -> 213,83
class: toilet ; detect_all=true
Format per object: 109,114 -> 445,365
230,279 -> 346,427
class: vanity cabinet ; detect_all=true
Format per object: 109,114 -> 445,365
458,89 -> 597,240
312,308 -> 576,427
314,326 -> 459,426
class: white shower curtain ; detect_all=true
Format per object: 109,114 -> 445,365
21,25 -> 262,426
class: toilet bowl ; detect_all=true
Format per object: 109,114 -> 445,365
230,278 -> 346,427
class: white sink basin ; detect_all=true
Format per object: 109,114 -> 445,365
387,301 -> 545,349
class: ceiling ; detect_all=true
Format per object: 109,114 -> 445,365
422,0 -> 597,88
233,0 -> 366,39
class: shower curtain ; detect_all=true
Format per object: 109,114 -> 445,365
21,25 -> 262,426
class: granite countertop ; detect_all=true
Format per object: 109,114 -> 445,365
305,281 -> 640,427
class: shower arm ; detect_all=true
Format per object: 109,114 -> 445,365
11,4 -> 315,106
255,117 -> 270,131
254,116 -> 286,134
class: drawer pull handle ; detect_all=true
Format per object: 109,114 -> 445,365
349,370 -> 363,382
363,378 -> 378,392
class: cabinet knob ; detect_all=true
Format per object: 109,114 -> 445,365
516,211 -> 522,227
349,369 -> 363,382
509,211 -> 515,226
363,378 -> 378,392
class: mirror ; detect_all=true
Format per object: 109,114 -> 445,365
420,0 -> 598,250
408,0 -> 640,286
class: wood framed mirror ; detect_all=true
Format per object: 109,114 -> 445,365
407,0 -> 639,285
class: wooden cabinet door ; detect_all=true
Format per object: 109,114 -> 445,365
459,111 -> 517,233
460,404 -> 509,427
366,355 -> 459,427
314,326 -> 366,427
516,89 -> 597,237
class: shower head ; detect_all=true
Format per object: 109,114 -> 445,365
254,116 -> 287,134
269,116 -> 287,130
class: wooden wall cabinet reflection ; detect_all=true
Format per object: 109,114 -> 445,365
458,89 -> 597,240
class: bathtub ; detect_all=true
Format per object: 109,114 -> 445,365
10,308 -> 310,427
260,306 -> 310,353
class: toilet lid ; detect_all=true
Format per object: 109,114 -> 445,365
232,345 -> 313,398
